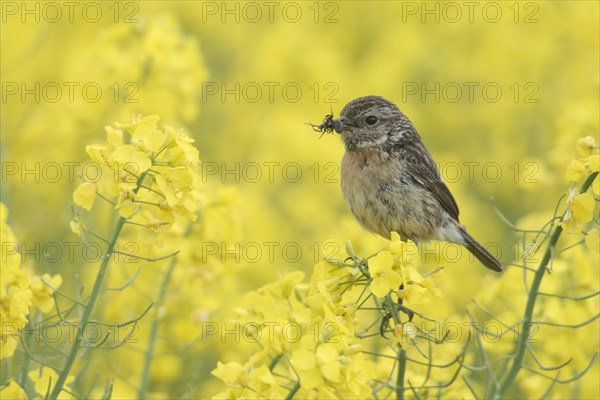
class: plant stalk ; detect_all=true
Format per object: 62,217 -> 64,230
492,172 -> 597,399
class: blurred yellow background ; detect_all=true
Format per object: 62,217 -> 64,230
1,1 -> 598,399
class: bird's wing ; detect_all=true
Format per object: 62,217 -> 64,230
400,142 -> 460,222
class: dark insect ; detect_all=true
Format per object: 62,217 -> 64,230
307,111 -> 343,138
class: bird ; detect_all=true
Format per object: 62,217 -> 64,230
315,95 -> 502,272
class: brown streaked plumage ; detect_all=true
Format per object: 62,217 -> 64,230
325,95 -> 502,272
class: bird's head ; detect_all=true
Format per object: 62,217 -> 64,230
329,96 -> 413,151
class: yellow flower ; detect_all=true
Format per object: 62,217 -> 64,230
154,170 -> 194,207
291,348 -> 316,369
105,126 -> 124,148
72,181 -> 97,210
211,361 -> 244,386
0,320 -> 20,359
397,265 -> 441,304
562,189 -> 596,233
165,126 -> 200,164
28,367 -> 74,399
246,364 -> 277,396
291,348 -> 322,389
30,274 -> 62,313
111,144 -> 152,174
316,343 -> 343,383
368,251 -> 402,297
587,154 -> 600,172
132,210 -> 168,245
115,115 -> 160,130
565,159 -> 587,182
69,218 -> 83,237
131,123 -> 166,153
1,203 -> 33,358
577,135 -> 598,156
75,117 -> 204,228
388,231 -> 407,256
115,188 -> 138,217
344,353 -> 374,397
394,322 -> 417,343
85,144 -> 109,164
388,232 -> 417,269
261,270 -> 305,299
290,340 -> 349,390
571,192 -> 595,222
0,380 -> 27,399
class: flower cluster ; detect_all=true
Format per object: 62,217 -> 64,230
72,115 -> 203,242
212,236 -> 442,398
0,203 -> 31,359
1,204 -> 62,359
212,267 -> 375,399
470,135 -> 599,399
562,136 -> 599,233
371,233 -> 442,304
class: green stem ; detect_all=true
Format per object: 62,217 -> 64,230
137,255 -> 178,399
49,216 -> 127,399
385,293 -> 406,400
385,293 -> 402,325
492,172 -> 597,399
396,348 -> 407,400
19,318 -> 33,395
50,171 -> 150,399
284,381 -> 301,400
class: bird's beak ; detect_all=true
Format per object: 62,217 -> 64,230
332,117 -> 357,133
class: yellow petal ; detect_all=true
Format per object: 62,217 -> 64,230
132,124 -> 165,152
577,136 -> 597,156
211,361 -> 244,385
571,192 -> 595,223
291,348 -> 316,370
369,278 -> 391,298
105,126 -> 123,147
565,159 -> 587,182
316,343 -> 338,364
0,380 -> 27,399
369,251 -> 393,274
111,144 -> 136,163
587,154 -> 600,172
129,152 -> 152,173
73,182 -> 97,210
85,145 -> 108,164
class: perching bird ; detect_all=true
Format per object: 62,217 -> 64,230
315,95 -> 502,272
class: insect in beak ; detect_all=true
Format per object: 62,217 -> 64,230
307,112 -> 346,137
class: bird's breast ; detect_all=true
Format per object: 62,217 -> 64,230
340,148 -> 397,236
340,147 -> 444,241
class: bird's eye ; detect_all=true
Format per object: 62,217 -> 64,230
365,116 -> 378,125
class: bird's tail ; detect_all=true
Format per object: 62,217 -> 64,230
460,228 -> 503,272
